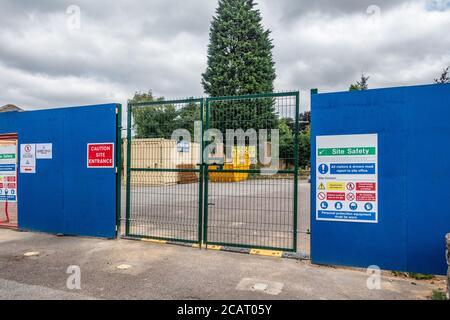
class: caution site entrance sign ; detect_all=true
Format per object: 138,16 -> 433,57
87,143 -> 115,168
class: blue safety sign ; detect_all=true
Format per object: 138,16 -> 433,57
318,164 -> 329,175
0,164 -> 15,172
320,201 -> 329,209
330,163 -> 376,175
317,210 -> 377,221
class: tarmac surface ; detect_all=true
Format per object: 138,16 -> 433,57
123,179 -> 310,254
0,228 -> 444,300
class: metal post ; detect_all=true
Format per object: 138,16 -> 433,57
293,91 -> 300,252
197,99 -> 205,246
125,104 -> 132,236
202,98 -> 210,246
115,104 -> 123,237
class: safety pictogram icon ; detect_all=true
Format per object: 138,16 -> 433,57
346,182 -> 355,191
318,164 -> 329,175
364,203 -> 373,211
346,193 -> 355,201
349,202 -> 358,211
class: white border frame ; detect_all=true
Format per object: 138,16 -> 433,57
87,142 -> 115,169
315,133 -> 378,224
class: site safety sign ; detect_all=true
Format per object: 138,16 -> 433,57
0,144 -> 17,202
316,134 -> 378,223
20,144 -> 36,174
87,143 -> 114,168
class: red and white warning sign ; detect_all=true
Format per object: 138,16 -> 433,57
318,192 -> 326,201
327,192 -> 346,201
87,143 -> 115,168
20,143 -> 36,174
356,182 -> 376,191
356,193 -> 376,202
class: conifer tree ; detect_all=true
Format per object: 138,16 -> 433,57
202,0 -> 277,133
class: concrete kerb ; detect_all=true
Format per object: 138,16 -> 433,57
121,236 -> 309,261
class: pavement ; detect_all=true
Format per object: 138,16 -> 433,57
0,228 -> 444,300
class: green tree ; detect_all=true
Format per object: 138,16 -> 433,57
130,91 -> 201,139
202,0 -> 277,134
278,115 -> 311,167
434,66 -> 449,84
175,101 -> 201,137
350,73 -> 370,91
129,91 -> 178,138
128,90 -> 163,104
279,118 -> 294,166
298,126 -> 311,168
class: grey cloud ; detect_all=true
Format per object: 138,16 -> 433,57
0,0 -> 449,112
269,0 -> 406,22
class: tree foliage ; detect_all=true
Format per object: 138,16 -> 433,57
279,118 -> 294,165
279,111 -> 311,169
434,66 -> 450,84
202,0 -> 277,134
130,91 -> 199,139
298,126 -> 311,168
350,73 -> 370,91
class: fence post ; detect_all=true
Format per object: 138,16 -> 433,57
116,104 -> 123,237
125,103 -> 132,236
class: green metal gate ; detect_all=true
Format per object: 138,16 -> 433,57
125,92 -> 299,252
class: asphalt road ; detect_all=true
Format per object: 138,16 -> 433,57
121,179 -> 310,254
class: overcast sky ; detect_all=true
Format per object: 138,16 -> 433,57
0,0 -> 449,112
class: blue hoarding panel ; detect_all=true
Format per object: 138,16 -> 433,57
0,104 -> 117,238
311,84 -> 450,275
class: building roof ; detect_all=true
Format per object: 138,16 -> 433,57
0,104 -> 23,112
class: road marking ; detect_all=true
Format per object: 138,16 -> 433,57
206,245 -> 222,250
141,238 -> 167,244
192,244 -> 222,250
23,251 -> 40,257
250,249 -> 283,257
